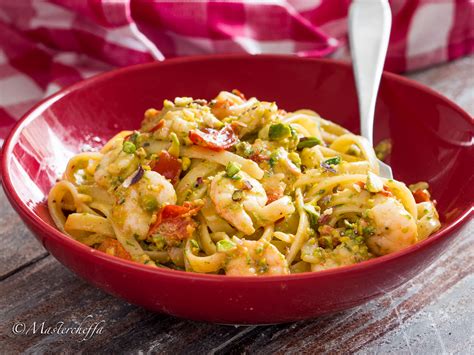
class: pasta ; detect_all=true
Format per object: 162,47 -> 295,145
48,90 -> 441,275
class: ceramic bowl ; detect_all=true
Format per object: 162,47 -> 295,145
2,55 -> 472,324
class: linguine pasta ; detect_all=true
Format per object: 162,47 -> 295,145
48,90 -> 441,275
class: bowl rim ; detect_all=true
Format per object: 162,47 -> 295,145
2,54 -> 473,283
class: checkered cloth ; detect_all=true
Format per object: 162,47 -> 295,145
0,0 -> 472,140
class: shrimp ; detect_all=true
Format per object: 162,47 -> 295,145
235,100 -> 278,137
225,238 -> 290,276
212,92 -> 278,137
210,91 -> 246,119
142,100 -> 222,142
111,170 -> 177,240
366,197 -> 418,256
416,201 -> 441,241
302,237 -> 371,272
94,139 -> 139,189
210,171 -> 267,235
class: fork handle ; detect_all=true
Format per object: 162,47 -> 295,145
349,0 -> 391,145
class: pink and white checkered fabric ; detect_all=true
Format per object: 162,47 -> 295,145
0,0 -> 472,140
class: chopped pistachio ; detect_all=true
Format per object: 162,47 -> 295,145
232,190 -> 243,202
144,108 -> 159,120
225,162 -> 241,178
217,239 -> 237,253
163,99 -> 174,109
288,152 -> 301,166
122,141 -> 136,154
304,204 -> 320,229
190,239 -> 200,250
128,131 -> 139,144
152,235 -> 166,250
269,148 -> 283,168
181,157 -> 191,171
374,138 -> 392,161
174,97 -> 193,107
323,156 -> 341,166
366,171 -> 384,193
168,132 -> 180,157
320,236 -> 333,249
344,219 -> 354,229
141,195 -> 158,212
408,181 -> 429,193
136,147 -> 147,159
297,137 -> 322,149
268,123 -> 292,141
235,142 -> 253,157
362,226 -> 375,236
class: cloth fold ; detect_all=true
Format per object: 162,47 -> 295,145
0,0 -> 472,139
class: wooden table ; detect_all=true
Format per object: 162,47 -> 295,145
1,56 -> 473,353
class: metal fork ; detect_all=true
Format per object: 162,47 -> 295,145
349,0 -> 393,179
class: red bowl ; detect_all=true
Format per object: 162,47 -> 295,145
2,55 -> 473,324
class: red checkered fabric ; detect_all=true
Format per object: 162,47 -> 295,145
0,0 -> 472,140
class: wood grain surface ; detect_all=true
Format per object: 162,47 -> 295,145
1,56 -> 473,354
